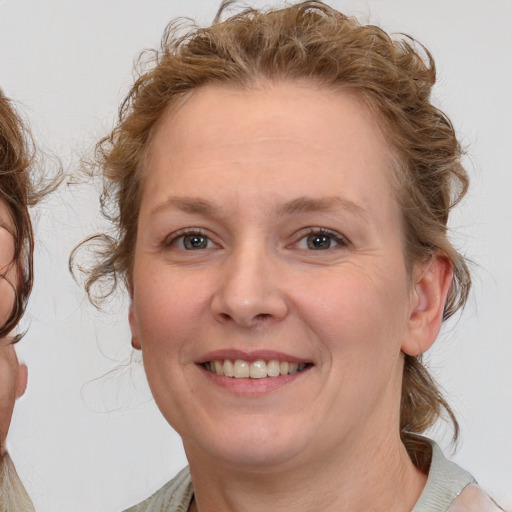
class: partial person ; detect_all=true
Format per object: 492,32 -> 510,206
78,2 -> 505,510
0,91 -> 45,512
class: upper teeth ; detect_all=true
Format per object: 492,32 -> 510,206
205,359 -> 306,379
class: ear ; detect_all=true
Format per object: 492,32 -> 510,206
16,363 -> 28,399
128,302 -> 142,350
401,255 -> 453,357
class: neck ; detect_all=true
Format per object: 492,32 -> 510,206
186,428 -> 427,512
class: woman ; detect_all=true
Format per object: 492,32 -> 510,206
81,2 -> 504,510
0,91 -> 37,511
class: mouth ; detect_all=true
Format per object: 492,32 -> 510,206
203,359 -> 312,379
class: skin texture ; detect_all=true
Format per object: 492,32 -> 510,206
0,199 -> 27,453
0,199 -> 17,327
0,343 -> 26,454
129,82 -> 452,512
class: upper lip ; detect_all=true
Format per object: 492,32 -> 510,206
196,349 -> 312,365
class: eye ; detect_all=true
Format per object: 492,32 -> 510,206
182,233 -> 209,250
295,229 -> 348,251
306,233 -> 333,250
164,230 -> 217,251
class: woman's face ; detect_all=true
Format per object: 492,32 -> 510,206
129,82 -> 440,471
0,198 -> 26,452
0,199 -> 17,327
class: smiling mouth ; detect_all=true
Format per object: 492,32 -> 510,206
203,359 -> 312,379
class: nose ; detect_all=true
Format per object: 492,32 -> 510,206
211,243 -> 289,328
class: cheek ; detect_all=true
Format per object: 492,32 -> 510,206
301,272 -> 410,422
0,354 -> 17,446
0,280 -> 15,328
300,267 -> 410,360
132,266 -> 210,359
0,235 -> 16,328
0,230 -> 15,266
130,268 -> 213,429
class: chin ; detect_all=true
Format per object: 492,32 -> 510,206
183,418 -> 312,471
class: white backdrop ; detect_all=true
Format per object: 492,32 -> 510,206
1,1 -> 511,510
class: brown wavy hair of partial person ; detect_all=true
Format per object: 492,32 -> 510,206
73,0 -> 470,457
0,90 -> 59,341
0,88 -> 57,343
0,90 -> 57,511
0,92 -> 39,342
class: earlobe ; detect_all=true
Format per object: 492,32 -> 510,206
129,302 -> 142,350
401,256 -> 453,357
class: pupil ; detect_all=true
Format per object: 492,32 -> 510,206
308,234 -> 331,250
185,235 -> 207,249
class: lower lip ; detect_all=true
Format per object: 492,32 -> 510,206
198,365 -> 311,395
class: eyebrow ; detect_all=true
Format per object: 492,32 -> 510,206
276,196 -> 368,219
150,195 -> 369,220
151,197 -> 215,216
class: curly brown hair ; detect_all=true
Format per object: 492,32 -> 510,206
77,1 -> 470,453
0,92 -> 40,341
0,91 -> 57,341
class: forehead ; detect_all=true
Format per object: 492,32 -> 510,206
149,81 -> 391,158
142,81 -> 398,221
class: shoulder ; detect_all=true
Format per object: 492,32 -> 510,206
448,484 -> 507,512
412,437 -> 475,512
411,437 -> 506,512
123,467 -> 193,512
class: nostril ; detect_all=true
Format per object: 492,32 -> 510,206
254,313 -> 271,320
215,310 -> 275,327
218,312 -> 271,322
